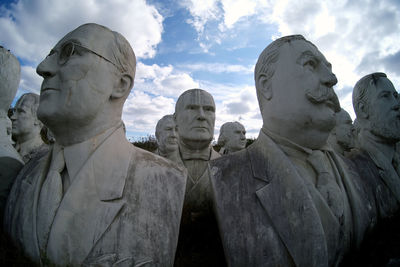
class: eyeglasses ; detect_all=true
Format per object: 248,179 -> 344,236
51,41 -> 124,72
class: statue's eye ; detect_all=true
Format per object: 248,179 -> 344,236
59,42 -> 75,65
304,59 -> 317,69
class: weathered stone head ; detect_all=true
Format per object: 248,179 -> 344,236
11,93 -> 42,143
0,46 -> 21,115
217,121 -> 246,154
327,108 -> 355,154
255,35 -> 339,149
0,46 -> 21,143
36,23 -> 136,146
353,72 -> 400,143
155,114 -> 179,155
174,89 -> 216,150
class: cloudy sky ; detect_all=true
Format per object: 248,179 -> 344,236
1,0 -> 399,141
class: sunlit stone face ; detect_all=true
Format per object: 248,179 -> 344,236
175,89 -> 215,144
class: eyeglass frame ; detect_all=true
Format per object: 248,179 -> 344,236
48,41 -> 124,73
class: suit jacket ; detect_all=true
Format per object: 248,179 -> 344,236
209,130 -> 373,267
4,127 -> 187,266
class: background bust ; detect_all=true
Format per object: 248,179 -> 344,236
327,108 -> 355,155
155,115 -> 179,155
217,121 -> 246,154
0,46 -> 24,222
11,93 -> 44,162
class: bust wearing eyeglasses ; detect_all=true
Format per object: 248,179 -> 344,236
4,23 -> 187,267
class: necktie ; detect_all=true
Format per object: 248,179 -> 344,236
37,147 -> 65,251
307,150 -> 344,221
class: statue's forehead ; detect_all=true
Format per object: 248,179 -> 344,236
54,25 -> 113,56
182,91 -> 214,106
284,39 -> 329,65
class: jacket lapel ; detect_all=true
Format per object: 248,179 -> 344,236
45,128 -> 132,264
248,132 -> 328,267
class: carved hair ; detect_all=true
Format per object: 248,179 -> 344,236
155,114 -> 174,140
217,121 -> 244,146
174,88 -> 215,115
254,35 -> 314,112
352,72 -> 387,119
15,93 -> 43,128
77,23 -> 136,93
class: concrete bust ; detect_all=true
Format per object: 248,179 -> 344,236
154,114 -> 182,164
11,93 -> 45,162
327,108 -> 355,155
4,23 -> 186,266
217,121 -> 246,154
173,88 -> 224,266
210,35 -> 373,267
0,46 -> 24,221
349,72 -> 400,217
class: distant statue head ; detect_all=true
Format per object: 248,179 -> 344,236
0,46 -> 21,115
328,108 -> 355,154
254,35 -> 339,149
353,72 -> 400,143
36,23 -> 136,146
11,93 -> 42,143
155,115 -> 179,155
174,89 -> 216,150
0,46 -> 20,142
217,121 -> 246,154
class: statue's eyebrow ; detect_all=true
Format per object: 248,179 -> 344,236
296,50 -> 317,64
296,50 -> 332,69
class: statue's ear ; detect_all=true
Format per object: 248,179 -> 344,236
357,102 -> 368,119
111,74 -> 133,99
257,74 -> 272,100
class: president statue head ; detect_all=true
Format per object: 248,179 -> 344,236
36,23 -> 135,145
255,35 -> 340,149
353,72 -> 400,144
174,89 -> 216,150
0,46 -> 21,142
155,114 -> 179,155
217,121 -> 246,154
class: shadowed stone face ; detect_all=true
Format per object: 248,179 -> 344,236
156,115 -> 179,154
218,122 -> 246,153
368,77 -> 400,142
334,109 -> 354,151
11,94 -> 41,142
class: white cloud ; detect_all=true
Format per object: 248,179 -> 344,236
178,62 -> 253,74
122,90 -> 176,135
0,0 -> 163,63
135,62 -> 199,97
19,65 -> 42,94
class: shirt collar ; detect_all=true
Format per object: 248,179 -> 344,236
61,124 -> 121,181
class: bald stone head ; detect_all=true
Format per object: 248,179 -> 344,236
36,23 -> 136,146
174,89 -> 216,150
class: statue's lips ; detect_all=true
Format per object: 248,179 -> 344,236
41,88 -> 59,93
192,126 -> 208,131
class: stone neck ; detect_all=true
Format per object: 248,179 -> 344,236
179,139 -> 211,161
